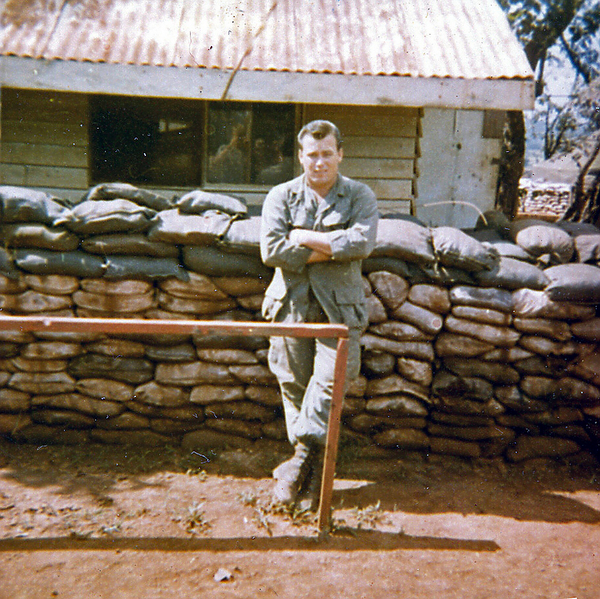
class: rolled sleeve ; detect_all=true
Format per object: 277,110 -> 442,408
329,183 -> 378,261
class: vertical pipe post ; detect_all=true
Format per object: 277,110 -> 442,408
317,335 -> 349,532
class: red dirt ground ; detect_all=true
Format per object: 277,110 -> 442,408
0,438 -> 599,599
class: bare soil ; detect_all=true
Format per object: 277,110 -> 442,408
0,438 -> 599,599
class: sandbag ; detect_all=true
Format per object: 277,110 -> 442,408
444,315 -> 520,348
82,233 -> 179,257
369,321 -> 433,342
0,223 -> 79,251
147,209 -> 231,245
432,370 -> 493,401
73,290 -> 156,313
449,285 -> 513,312
103,256 -> 189,281
176,190 -> 248,217
407,284 -> 451,314
0,185 -> 72,225
367,271 -> 409,310
418,264 -> 475,286
362,256 -> 425,281
159,272 -> 228,300
572,233 -> 600,263
67,199 -> 156,235
571,318 -> 600,341
68,354 -> 154,384
183,245 -> 272,278
218,216 -> 261,255
557,221 -> 600,263
474,256 -> 549,290
14,249 -> 106,278
509,218 -> 574,264
432,226 -> 499,272
391,301 -> 444,336
512,288 -> 596,319
84,182 -> 174,212
544,263 -> 600,303
468,230 -> 536,262
371,218 -> 436,266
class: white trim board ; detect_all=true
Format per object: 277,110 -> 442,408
1,56 -> 535,111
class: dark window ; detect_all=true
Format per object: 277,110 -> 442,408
207,102 -> 295,186
90,95 -> 203,186
90,96 -> 296,188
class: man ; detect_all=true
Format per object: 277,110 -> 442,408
260,120 -> 378,510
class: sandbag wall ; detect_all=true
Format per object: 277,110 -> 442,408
0,183 -> 599,465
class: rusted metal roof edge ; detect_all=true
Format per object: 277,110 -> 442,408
0,49 -> 534,81
0,56 -> 536,111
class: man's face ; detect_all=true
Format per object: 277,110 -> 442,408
298,133 -> 343,194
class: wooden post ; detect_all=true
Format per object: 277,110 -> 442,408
317,336 -> 349,533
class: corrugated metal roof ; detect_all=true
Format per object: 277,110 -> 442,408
0,0 -> 533,80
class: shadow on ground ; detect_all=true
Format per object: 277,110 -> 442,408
1,438 -> 599,526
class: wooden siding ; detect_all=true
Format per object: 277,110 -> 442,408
304,105 -> 419,213
0,89 -> 420,211
0,88 -> 89,197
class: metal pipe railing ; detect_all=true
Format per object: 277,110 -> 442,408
0,315 -> 349,533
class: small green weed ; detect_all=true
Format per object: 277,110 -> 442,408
181,502 -> 211,534
352,500 -> 388,530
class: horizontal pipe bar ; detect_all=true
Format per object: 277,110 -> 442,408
0,315 -> 349,339
0,313 -> 349,533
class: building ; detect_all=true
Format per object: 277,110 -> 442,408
0,0 -> 534,226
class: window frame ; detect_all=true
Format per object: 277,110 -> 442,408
89,94 -> 301,192
203,100 -> 300,193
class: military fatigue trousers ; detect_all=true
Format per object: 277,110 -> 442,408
268,295 -> 361,447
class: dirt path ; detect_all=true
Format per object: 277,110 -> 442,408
0,440 -> 599,599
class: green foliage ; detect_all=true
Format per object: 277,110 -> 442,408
497,0 -> 600,161
497,0 -> 599,88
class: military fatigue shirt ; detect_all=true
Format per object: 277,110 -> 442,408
260,174 -> 378,331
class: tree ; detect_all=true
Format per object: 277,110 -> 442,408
495,0 -> 600,220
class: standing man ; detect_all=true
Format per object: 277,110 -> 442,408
260,120 -> 378,510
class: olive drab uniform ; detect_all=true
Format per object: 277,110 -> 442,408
260,174 -> 378,446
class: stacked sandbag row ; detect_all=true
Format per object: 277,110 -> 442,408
518,179 -> 571,219
0,183 -> 599,466
0,183 -> 270,284
353,213 -> 600,461
0,269 -> 287,448
353,270 -> 600,462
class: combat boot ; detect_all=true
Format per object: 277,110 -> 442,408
272,441 -> 313,505
296,445 -> 324,512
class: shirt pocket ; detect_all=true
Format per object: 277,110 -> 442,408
320,198 -> 351,230
334,287 -> 368,331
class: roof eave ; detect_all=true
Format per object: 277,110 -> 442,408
0,56 -> 536,111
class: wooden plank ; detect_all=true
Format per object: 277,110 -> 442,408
305,106 -> 419,138
0,164 -> 27,186
307,114 -> 418,138
378,199 -> 413,216
2,120 -> 89,147
2,56 -> 536,110
1,142 -> 89,168
18,165 -> 88,190
2,88 -> 88,123
342,158 -> 414,180
305,104 -> 420,120
343,136 -> 416,159
361,178 -> 414,200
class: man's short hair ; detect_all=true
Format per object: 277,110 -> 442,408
297,120 -> 342,150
